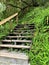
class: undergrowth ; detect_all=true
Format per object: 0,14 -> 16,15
19,6 -> 49,65
0,2 -> 17,39
0,20 -> 17,39
29,29 -> 49,65
0,5 -> 49,65
19,6 -> 49,26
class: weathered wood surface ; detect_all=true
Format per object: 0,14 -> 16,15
2,40 -> 32,43
0,52 -> 28,60
9,32 -> 34,35
0,13 -> 18,25
6,36 -> 32,38
0,44 -> 30,49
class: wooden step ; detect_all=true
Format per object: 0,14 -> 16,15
9,32 -> 34,35
14,28 -> 35,30
6,36 -> 33,38
0,44 -> 30,49
15,25 -> 34,28
0,52 -> 28,60
14,29 -> 34,31
28,25 -> 34,26
2,40 -> 32,43
15,26 -> 24,28
15,27 -> 34,29
26,23 -> 34,25
15,24 -> 34,27
17,24 -> 34,25
13,29 -> 35,32
16,24 -> 34,27
14,28 -> 33,30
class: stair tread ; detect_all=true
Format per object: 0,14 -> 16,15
9,32 -> 34,35
14,28 -> 33,30
0,44 -> 30,49
17,24 -> 34,25
2,40 -> 32,43
6,36 -> 33,38
15,24 -> 34,26
13,29 -> 35,31
0,51 -> 28,60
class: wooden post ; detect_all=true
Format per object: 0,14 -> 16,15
16,13 -> 18,24
10,20 -> 13,32
47,16 -> 48,25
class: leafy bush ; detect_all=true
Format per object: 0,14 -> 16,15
0,2 -> 6,20
19,6 -> 49,27
0,19 -> 17,39
0,2 -> 6,12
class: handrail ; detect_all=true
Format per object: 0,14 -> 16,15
0,13 -> 18,25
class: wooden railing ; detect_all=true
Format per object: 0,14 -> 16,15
0,13 -> 18,25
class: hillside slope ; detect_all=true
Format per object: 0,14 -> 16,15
19,6 -> 49,26
19,6 -> 49,65
0,6 -> 49,65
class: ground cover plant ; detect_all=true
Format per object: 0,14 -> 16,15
19,6 -> 49,65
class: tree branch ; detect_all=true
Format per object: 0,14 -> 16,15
21,0 -> 32,7
7,3 -> 22,10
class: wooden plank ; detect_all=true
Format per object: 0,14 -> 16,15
17,24 -> 34,26
0,44 -> 30,49
15,25 -> 35,28
0,13 -> 18,25
25,24 -> 34,25
2,40 -> 32,43
6,36 -> 33,38
9,32 -> 34,35
0,52 -> 28,60
13,29 -> 35,32
15,25 -> 34,28
14,28 -> 33,30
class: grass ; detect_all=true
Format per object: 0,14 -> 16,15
19,6 -> 49,65
29,32 -> 49,65
19,6 -> 49,26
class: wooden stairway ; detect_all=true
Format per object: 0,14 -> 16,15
0,23 -> 35,61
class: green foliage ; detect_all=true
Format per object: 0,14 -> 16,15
0,2 -> 17,39
4,0 -> 22,17
0,1 -> 49,64
0,2 -> 6,12
0,2 -> 6,20
19,6 -> 49,65
29,32 -> 49,65
36,0 -> 46,5
19,6 -> 49,27
0,20 -> 17,39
